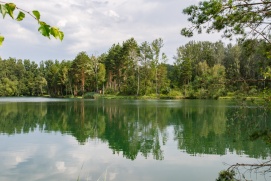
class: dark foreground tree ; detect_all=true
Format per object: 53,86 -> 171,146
181,0 -> 271,42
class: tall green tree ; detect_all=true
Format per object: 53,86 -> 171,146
157,63 -> 170,95
97,63 -> 106,94
105,44 -> 122,92
44,60 -> 60,96
174,41 -> 221,84
97,54 -> 107,94
193,61 -> 226,99
23,59 -> 39,96
14,59 -> 26,95
139,41 -> 153,95
223,44 -> 241,80
88,55 -> 99,92
121,38 -> 139,95
180,58 -> 192,86
71,52 -> 92,96
151,38 -> 166,95
58,60 -> 72,96
239,40 -> 271,81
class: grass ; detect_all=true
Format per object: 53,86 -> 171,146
97,92 -> 185,100
42,89 -> 271,101
77,163 -> 84,181
96,168 -> 108,181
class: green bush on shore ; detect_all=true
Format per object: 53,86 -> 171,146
83,92 -> 100,99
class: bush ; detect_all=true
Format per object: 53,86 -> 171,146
64,95 -> 74,98
196,88 -> 208,99
248,87 -> 258,96
104,88 -> 116,95
216,170 -> 236,181
168,90 -> 183,97
83,92 -> 99,99
182,85 -> 196,99
212,88 -> 227,99
161,87 -> 171,95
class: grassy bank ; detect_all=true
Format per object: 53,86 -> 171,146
41,90 -> 271,101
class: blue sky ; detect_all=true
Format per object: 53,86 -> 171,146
0,0 -> 222,64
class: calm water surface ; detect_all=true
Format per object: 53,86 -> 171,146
0,98 -> 270,181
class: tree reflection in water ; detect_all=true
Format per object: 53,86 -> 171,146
0,99 -> 270,161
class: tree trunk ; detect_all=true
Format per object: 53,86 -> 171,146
137,65 -> 140,96
81,71 -> 85,95
156,67 -> 158,96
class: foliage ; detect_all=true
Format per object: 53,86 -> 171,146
83,92 -> 99,99
216,170 -> 236,181
181,0 -> 271,42
167,90 -> 183,97
0,1 -> 64,45
71,52 -> 92,96
0,38 -> 270,98
104,88 -> 116,95
173,39 -> 271,99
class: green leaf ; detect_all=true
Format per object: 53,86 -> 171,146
0,35 -> 4,46
50,27 -> 59,38
5,3 -> 16,19
32,10 -> 40,20
16,11 -> 25,21
38,22 -> 51,38
0,4 -> 8,18
59,31 -> 64,41
50,27 -> 64,41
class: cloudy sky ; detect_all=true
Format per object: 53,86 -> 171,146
0,0 -> 222,64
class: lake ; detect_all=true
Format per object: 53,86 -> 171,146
0,98 -> 270,181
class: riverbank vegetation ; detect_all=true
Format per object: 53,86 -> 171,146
0,38 -> 270,99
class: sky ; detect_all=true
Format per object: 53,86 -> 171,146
0,0 -> 223,64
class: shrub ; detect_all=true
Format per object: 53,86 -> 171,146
83,92 -> 99,99
64,95 -> 74,98
168,90 -> 183,97
104,88 -> 116,95
248,87 -> 258,96
161,87 -> 171,95
216,170 -> 235,181
196,88 -> 208,99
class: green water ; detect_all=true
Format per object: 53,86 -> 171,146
0,98 -> 270,181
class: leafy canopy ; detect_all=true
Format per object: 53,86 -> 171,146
181,0 -> 271,43
0,1 -> 64,46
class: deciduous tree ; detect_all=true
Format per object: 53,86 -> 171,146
71,52 -> 92,96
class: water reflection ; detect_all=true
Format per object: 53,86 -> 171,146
1,99 -> 271,181
0,99 -> 270,161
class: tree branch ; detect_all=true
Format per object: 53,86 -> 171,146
0,1 -> 37,21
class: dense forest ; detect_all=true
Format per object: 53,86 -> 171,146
0,38 -> 271,98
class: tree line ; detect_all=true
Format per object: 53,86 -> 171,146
0,38 -> 270,98
172,39 -> 271,98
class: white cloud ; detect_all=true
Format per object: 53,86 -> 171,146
55,161 -> 66,172
104,10 -> 120,19
57,20 -> 67,28
109,172 -> 118,180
